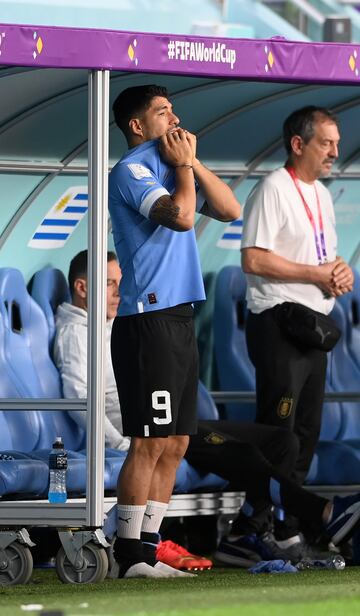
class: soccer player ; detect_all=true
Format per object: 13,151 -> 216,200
108,84 -> 241,578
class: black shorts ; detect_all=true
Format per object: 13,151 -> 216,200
111,304 -> 199,437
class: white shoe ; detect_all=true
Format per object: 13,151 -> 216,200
154,561 -> 196,578
123,562 -> 167,578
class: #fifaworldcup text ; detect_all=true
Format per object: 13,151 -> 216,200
168,40 -> 237,70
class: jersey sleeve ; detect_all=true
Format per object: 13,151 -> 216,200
241,177 -> 285,251
110,161 -> 170,219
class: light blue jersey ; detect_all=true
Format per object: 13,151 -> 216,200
108,139 -> 206,316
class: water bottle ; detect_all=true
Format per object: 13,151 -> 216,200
296,554 -> 345,571
48,437 -> 68,503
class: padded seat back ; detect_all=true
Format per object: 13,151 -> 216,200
326,301 -> 360,440
320,389 -> 342,441
27,267 -> 85,449
337,269 -> 360,371
0,268 -> 84,452
213,266 -> 255,421
0,267 -> 62,398
0,313 -> 33,450
197,381 -> 219,420
29,267 -> 71,351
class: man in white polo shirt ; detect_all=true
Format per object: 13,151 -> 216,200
240,105 -> 354,555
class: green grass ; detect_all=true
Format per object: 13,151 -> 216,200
1,567 -> 360,616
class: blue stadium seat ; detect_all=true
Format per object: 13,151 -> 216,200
0,281 -> 49,496
326,301 -> 360,441
318,396 -> 342,442
337,269 -> 360,371
0,267 -> 226,497
213,265 -> 255,421
307,440 -> 360,485
197,380 -> 219,420
0,268 -> 62,399
0,267 -> 88,496
317,344 -> 343,445
29,267 -> 71,351
317,299 -> 360,485
0,349 -> 49,497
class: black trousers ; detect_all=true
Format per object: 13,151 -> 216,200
245,307 -> 327,538
185,421 -> 327,535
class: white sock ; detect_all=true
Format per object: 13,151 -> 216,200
141,500 -> 168,534
117,504 -> 146,539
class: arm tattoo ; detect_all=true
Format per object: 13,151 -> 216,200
149,195 -> 181,230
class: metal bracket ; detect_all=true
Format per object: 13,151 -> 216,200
91,528 -> 110,548
0,528 -> 35,549
58,528 -> 110,568
16,527 -> 36,547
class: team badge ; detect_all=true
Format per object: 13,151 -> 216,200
277,397 -> 293,419
204,432 -> 225,445
127,163 -> 152,179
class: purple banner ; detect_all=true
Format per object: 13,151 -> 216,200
1,23 -> 360,84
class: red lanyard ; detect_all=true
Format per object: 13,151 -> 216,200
286,166 -> 328,264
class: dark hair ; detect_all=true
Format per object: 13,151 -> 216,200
68,250 -> 118,296
283,106 -> 339,155
112,84 -> 169,139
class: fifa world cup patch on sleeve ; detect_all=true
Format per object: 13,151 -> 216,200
204,432 -> 226,445
127,163 -> 153,179
277,397 -> 293,419
148,293 -> 157,304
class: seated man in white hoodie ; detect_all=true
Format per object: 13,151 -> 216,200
54,249 -> 130,451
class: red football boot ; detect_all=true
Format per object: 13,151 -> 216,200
156,540 -> 213,571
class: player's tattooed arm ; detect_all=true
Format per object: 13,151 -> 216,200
149,195 -> 182,231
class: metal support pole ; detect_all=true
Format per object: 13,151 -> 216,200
87,69 -> 110,527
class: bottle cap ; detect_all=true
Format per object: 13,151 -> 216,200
53,436 -> 64,449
